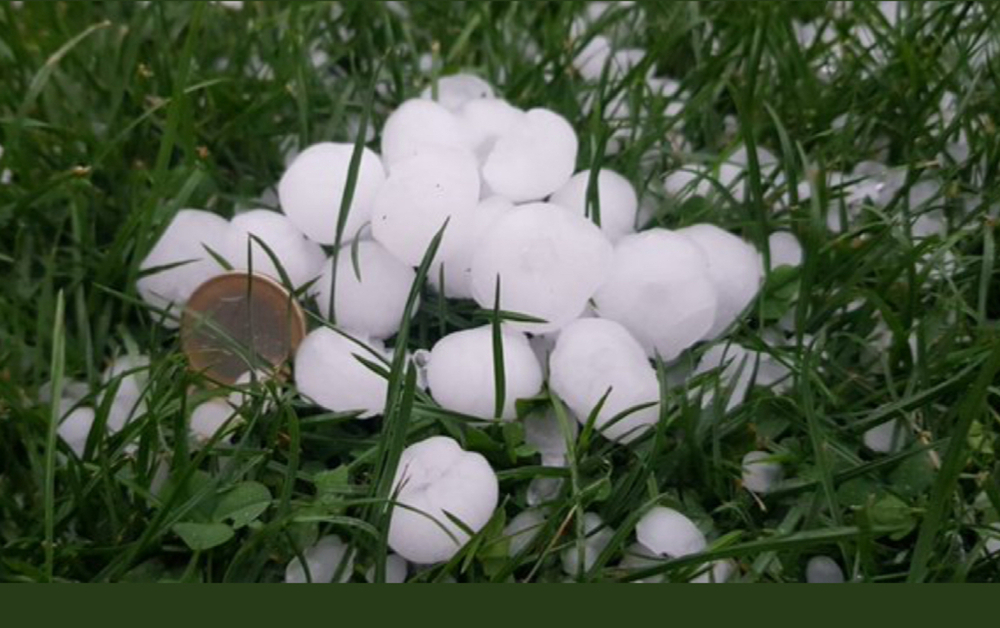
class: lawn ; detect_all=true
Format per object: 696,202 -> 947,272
1,1 -> 999,583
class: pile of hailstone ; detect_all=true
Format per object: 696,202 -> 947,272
114,71 -> 808,578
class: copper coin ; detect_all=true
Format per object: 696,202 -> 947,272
180,272 -> 306,385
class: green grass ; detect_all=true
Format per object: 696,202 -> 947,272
1,1 -> 999,583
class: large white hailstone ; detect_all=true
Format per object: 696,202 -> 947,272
285,535 -> 355,583
678,224 -> 763,340
619,542 -> 666,583
504,509 -> 546,557
364,553 -> 408,584
277,142 -> 386,244
805,556 -> 845,583
101,354 -> 150,434
550,169 -> 638,243
549,319 -> 660,443
524,410 -> 577,466
635,506 -> 706,558
592,229 -> 717,360
380,99 -> 471,169
223,210 -> 325,290
58,407 -> 95,457
387,436 -> 499,564
767,231 -> 803,270
425,326 -> 543,421
561,512 -> 614,576
429,196 -> 513,300
470,203 -> 613,333
741,450 -> 783,494
189,399 -> 237,446
692,343 -> 754,413
863,419 -> 907,454
315,240 -> 415,339
137,209 -> 230,326
457,99 -> 526,165
481,108 -> 578,202
420,74 -> 494,113
371,145 -> 481,267
294,328 -> 389,418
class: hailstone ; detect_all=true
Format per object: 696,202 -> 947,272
677,223 -> 762,339
285,535 -> 355,583
550,169 -> 638,243
470,203 -> 613,333
504,509 -> 546,557
101,354 -> 150,434
371,145 -> 481,267
548,318 -> 660,443
481,108 -> 578,202
137,209 -> 230,326
189,398 -> 237,446
294,328 -> 389,418
278,142 -> 386,244
223,209 -> 325,290
380,99 -> 471,169
592,228 -> 717,360
863,419 -> 907,454
741,450 -> 783,494
315,240 -> 416,339
635,506 -> 706,558
387,436 -> 499,564
58,407 -> 95,458
425,326 -> 543,421
767,231 -> 803,270
805,556 -> 845,583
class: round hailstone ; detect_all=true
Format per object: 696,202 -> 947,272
560,512 -> 614,576
285,535 -> 355,583
741,450 -> 783,494
470,203 -> 613,333
527,476 -> 563,507
101,354 -> 150,434
548,318 -> 660,443
58,407 -> 95,458
550,169 -> 638,243
805,556 -> 845,583
481,108 -> 578,202
664,165 -> 714,199
223,209 -> 325,290
424,326 -> 543,421
635,506 -> 706,558
428,196 -> 513,300
294,328 -> 389,418
504,509 -> 546,557
387,436 -> 499,564
380,99 -> 471,169
863,419 -> 907,454
189,399 -> 237,446
364,553 -> 408,584
573,34 -> 612,81
619,542 -> 667,583
592,229 -> 717,360
691,559 -> 736,584
277,142 -> 386,244
315,240 -> 416,339
457,99 -> 526,163
138,209 -> 230,326
677,224 -> 762,340
767,231 -> 803,270
371,145 -> 480,267
420,74 -> 494,113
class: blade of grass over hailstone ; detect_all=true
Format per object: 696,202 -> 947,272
491,276 -> 506,420
327,59 -> 383,324
43,291 -> 66,583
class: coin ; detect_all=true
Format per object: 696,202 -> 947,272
180,272 -> 306,385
